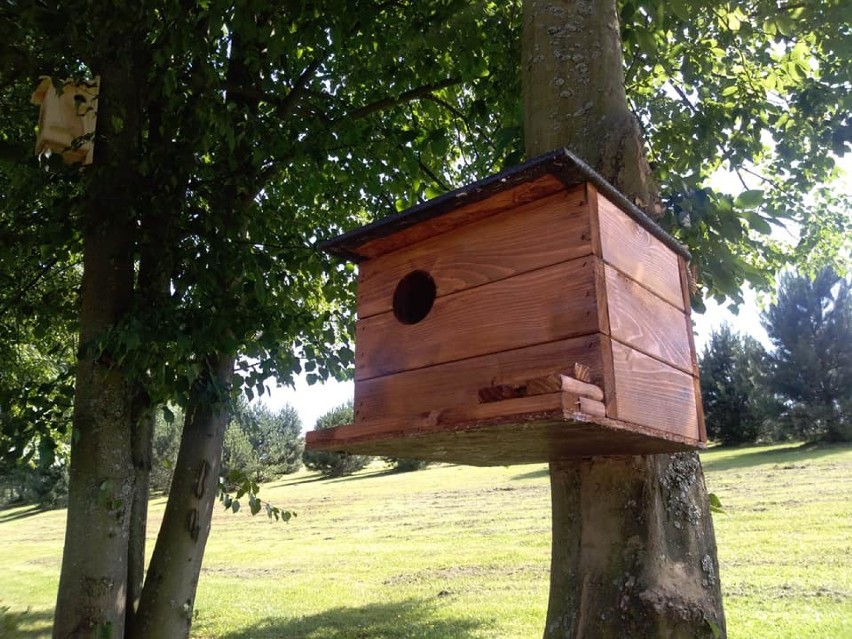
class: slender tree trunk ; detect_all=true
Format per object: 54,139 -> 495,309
128,353 -> 234,639
125,399 -> 154,632
522,1 -> 726,637
128,23 -> 261,637
53,62 -> 141,639
125,153 -> 179,632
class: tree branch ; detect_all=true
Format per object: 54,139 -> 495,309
223,54 -> 328,120
343,76 -> 462,121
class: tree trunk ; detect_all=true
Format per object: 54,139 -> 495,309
523,0 -> 660,214
53,64 -> 140,639
125,399 -> 154,633
522,1 -> 726,637
544,456 -> 725,638
125,157 -> 179,632
127,354 -> 234,639
128,24 -> 258,637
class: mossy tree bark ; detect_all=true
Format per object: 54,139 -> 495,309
53,60 -> 142,639
522,1 -> 726,637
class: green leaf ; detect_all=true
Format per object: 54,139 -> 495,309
669,0 -> 690,22
745,212 -> 772,235
708,493 -> 726,514
705,616 -> 722,639
634,28 -> 657,55
775,15 -> 796,37
735,189 -> 764,209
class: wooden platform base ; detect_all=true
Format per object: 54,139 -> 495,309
305,392 -> 702,467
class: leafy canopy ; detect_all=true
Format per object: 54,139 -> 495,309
0,0 -> 848,450
621,0 -> 850,306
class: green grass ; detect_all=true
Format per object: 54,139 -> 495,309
1,443 -> 850,638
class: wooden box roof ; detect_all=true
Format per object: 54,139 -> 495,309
320,148 -> 689,262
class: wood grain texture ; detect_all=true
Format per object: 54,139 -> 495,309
678,256 -> 706,442
596,195 -> 684,309
610,340 -> 699,439
306,390 -> 701,466
525,373 -> 605,401
355,175 -> 567,259
354,335 -> 607,422
438,392 -> 570,424
586,183 -> 604,257
599,330 -> 618,418
355,257 -> 600,380
604,264 -> 693,373
693,375 -> 707,443
578,397 -> 607,417
677,255 -> 701,377
357,187 -> 591,319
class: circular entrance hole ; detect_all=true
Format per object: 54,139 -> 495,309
392,270 -> 436,325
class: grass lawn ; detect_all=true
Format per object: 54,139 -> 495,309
1,443 -> 850,638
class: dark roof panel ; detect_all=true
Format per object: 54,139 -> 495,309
320,148 -> 689,261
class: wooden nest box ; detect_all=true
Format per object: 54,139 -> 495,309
307,149 -> 706,466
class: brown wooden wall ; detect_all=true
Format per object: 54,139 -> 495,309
351,181 -> 704,445
354,335 -> 607,423
588,184 -> 703,442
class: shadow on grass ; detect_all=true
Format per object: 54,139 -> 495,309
511,467 -> 549,481
216,598 -> 486,639
326,468 -> 401,484
0,504 -> 46,524
275,474 -> 331,487
1,607 -> 53,638
280,468 -> 398,487
701,442 -> 851,472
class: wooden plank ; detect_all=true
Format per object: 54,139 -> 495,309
578,397 -> 607,417
677,255 -> 693,311
525,374 -> 604,401
677,256 -> 701,377
354,335 -> 607,422
693,375 -> 707,443
677,256 -> 706,442
609,340 -> 699,439
355,175 -> 567,259
357,188 -> 591,319
586,183 -> 604,257
355,257 -> 600,380
593,258 -> 611,335
478,374 -> 604,404
438,392 -> 568,425
596,195 -> 684,309
306,394 -> 702,466
604,264 -> 693,374
599,329 -> 618,419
